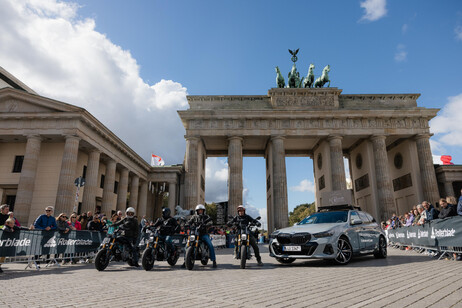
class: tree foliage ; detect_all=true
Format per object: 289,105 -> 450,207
205,202 -> 217,224
288,202 -> 316,226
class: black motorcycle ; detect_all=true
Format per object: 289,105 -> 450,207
94,229 -> 138,271
184,218 -> 211,270
141,228 -> 182,271
232,216 -> 261,269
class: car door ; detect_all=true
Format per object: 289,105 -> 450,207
358,211 -> 375,250
348,211 -> 364,251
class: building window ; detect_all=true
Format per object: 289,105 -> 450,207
114,181 -> 119,194
5,195 -> 16,211
100,174 -> 105,189
12,156 -> 24,173
355,154 -> 363,169
317,153 -> 323,170
394,153 -> 403,169
82,165 -> 87,179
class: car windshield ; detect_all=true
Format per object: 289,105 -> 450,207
298,211 -> 348,224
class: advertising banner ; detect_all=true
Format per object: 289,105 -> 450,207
387,216 -> 462,249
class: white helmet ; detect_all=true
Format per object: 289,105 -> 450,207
126,207 -> 136,215
195,204 -> 206,214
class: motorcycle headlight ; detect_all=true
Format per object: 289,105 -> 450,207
313,232 -> 333,238
241,234 -> 247,241
189,235 -> 196,241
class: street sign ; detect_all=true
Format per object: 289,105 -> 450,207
74,177 -> 85,187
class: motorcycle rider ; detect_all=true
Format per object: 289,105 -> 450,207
184,204 -> 217,268
228,205 -> 263,266
151,208 -> 178,257
111,207 -> 140,267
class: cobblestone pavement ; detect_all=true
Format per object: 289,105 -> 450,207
1,246 -> 462,308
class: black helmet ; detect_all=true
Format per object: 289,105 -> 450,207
162,208 -> 171,219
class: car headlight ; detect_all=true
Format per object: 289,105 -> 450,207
313,232 -> 333,238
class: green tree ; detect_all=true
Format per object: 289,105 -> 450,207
205,202 -> 217,224
288,202 -> 316,225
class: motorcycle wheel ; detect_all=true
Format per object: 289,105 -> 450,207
200,244 -> 209,265
95,249 -> 110,271
185,246 -> 195,270
142,248 -> 155,271
167,249 -> 179,266
240,246 -> 247,269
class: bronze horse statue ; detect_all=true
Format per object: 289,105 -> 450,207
314,65 -> 330,88
302,63 -> 315,88
275,66 -> 285,88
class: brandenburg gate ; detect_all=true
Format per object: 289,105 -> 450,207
178,58 -> 439,231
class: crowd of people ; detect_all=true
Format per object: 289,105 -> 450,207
382,190 -> 462,261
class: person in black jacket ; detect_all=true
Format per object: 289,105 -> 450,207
151,208 -> 178,256
0,204 -> 10,226
111,207 -> 140,267
228,205 -> 263,266
438,198 -> 457,219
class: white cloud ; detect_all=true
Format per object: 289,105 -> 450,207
394,44 -> 407,62
205,158 -> 228,203
455,26 -> 462,41
430,93 -> 462,146
359,0 -> 387,22
429,139 -> 446,156
0,0 -> 188,164
290,179 -> 315,193
402,24 -> 408,34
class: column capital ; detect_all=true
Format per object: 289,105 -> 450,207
25,134 -> 43,141
370,135 -> 388,142
88,148 -> 101,154
414,133 -> 433,141
63,134 -> 81,142
228,136 -> 243,142
327,135 -> 343,142
271,135 -> 285,141
185,135 -> 201,141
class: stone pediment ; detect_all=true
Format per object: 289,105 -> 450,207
0,88 -> 82,114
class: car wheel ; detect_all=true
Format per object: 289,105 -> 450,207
334,237 -> 352,265
374,236 -> 387,259
276,257 -> 295,264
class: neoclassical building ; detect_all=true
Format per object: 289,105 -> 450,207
0,66 -> 182,225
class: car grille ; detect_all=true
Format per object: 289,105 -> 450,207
272,242 -> 318,256
276,233 -> 311,244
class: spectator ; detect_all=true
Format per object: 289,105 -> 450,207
416,204 -> 427,225
33,206 -> 57,230
68,213 -> 81,230
8,212 -> 20,226
106,213 -> 118,235
56,213 -> 71,233
447,196 -> 457,208
0,204 -> 9,226
457,189 -> 462,216
117,210 -> 123,221
87,211 -> 93,222
78,212 -> 88,230
422,201 -> 439,220
438,198 -> 456,219
87,215 -> 103,232
404,213 -> 414,227
412,209 -> 420,226
0,218 -> 30,273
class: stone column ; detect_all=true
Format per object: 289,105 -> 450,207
415,134 -> 440,205
129,174 -> 139,210
228,136 -> 243,208
15,135 -> 42,225
328,135 -> 346,191
184,137 -> 200,209
117,168 -> 129,212
444,181 -> 455,198
371,135 -> 395,222
138,180 -> 148,218
271,136 -> 288,229
168,182 -> 177,212
146,183 -> 154,219
81,150 -> 100,214
101,159 -> 116,215
55,135 -> 80,215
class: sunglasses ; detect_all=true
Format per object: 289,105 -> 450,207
46,210 -> 52,212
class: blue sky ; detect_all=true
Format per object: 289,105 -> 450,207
1,0 -> 462,222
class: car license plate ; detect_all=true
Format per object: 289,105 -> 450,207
283,246 -> 301,252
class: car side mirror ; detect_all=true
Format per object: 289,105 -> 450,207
351,219 -> 363,225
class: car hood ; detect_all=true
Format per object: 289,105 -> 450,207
274,223 -> 344,234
